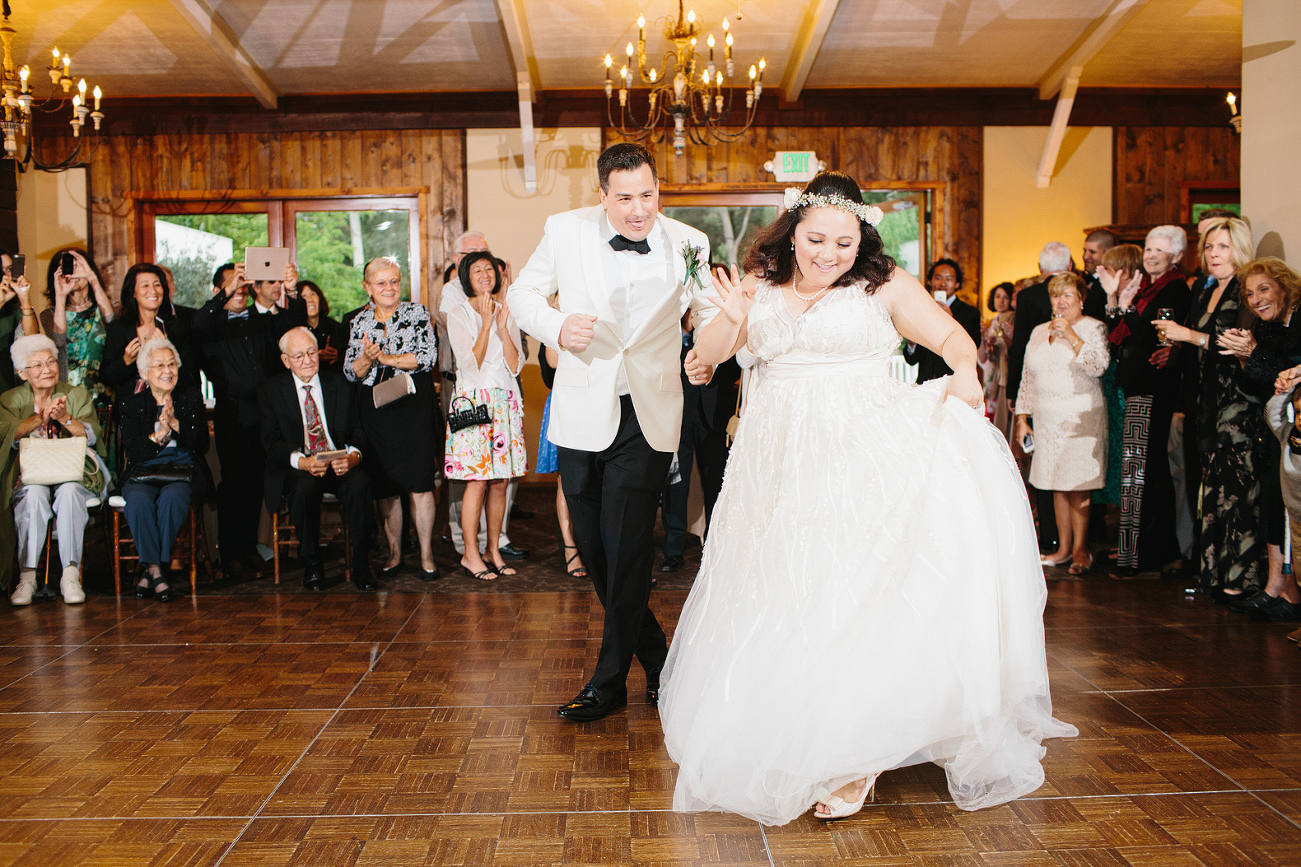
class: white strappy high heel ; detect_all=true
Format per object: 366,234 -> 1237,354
813,774 -> 878,820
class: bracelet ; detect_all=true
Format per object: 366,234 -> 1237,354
20,306 -> 32,313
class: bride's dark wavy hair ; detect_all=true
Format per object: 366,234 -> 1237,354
743,171 -> 895,293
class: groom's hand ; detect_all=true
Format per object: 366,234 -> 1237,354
684,349 -> 713,385
559,313 -> 598,352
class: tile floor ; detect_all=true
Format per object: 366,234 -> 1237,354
0,578 -> 1298,866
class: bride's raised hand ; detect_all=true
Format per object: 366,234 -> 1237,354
708,264 -> 755,325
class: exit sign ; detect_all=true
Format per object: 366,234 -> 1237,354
765,151 -> 823,182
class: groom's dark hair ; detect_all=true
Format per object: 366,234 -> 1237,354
598,143 -> 657,191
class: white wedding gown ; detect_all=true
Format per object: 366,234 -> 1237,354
660,281 -> 1077,826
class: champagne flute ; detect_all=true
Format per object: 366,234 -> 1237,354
1155,308 -> 1174,347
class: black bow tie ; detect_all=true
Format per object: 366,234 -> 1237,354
609,234 -> 651,255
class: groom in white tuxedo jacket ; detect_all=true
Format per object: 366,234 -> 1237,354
508,143 -> 718,722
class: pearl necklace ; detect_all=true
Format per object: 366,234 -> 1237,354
790,270 -> 830,302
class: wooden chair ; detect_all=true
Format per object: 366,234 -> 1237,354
271,492 -> 352,584
109,495 -> 211,596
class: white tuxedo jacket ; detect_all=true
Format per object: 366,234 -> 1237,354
507,206 -> 717,453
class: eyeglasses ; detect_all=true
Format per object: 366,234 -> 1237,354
24,359 -> 57,372
285,349 -> 319,363
148,361 -> 179,371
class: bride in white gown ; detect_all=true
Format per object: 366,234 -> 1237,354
659,172 -> 1077,826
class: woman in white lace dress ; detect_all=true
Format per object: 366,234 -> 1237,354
1014,273 -> 1109,575
659,172 -> 1076,826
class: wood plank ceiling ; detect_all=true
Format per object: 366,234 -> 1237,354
7,0 -> 1242,105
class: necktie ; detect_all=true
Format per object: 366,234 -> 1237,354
302,385 -> 327,454
609,234 -> 651,255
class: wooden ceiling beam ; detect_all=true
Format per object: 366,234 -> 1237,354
493,0 -> 540,192
781,0 -> 843,102
1037,67 -> 1082,188
1038,0 -> 1152,100
165,0 -> 278,109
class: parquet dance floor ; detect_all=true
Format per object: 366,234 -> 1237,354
1,578 -> 1298,866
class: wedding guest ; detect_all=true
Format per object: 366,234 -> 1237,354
1264,384 -> 1301,625
1102,230 -> 1190,577
1220,258 -> 1301,621
41,248 -> 115,401
444,252 -> 526,580
118,338 -> 210,603
1014,273 -> 1109,574
979,281 -> 1015,435
537,302 -> 586,579
102,263 -> 199,392
345,256 -> 439,585
192,261 -> 306,578
903,258 -> 980,382
1155,217 -> 1262,598
2,334 -> 108,605
299,281 -> 344,374
259,327 -> 374,591
0,250 -> 40,391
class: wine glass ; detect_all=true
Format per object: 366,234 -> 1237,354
1155,308 -> 1175,346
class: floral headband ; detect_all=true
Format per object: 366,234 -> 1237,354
783,187 -> 884,227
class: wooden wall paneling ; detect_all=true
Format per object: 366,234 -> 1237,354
437,130 -> 465,273
400,129 -> 419,187
1114,126 -> 1239,226
319,130 -> 341,189
361,129 -> 383,189
341,131 -> 363,189
282,132 -> 303,189
300,132 -> 321,189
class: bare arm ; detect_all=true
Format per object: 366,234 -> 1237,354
693,268 -> 755,366
879,268 -> 982,405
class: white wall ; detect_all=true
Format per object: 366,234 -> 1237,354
982,127 -> 1113,310
15,167 -> 90,313
1241,0 -> 1300,260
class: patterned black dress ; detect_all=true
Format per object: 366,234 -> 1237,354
1184,276 -> 1267,592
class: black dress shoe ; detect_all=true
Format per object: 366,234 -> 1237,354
1250,596 -> 1301,622
1229,589 -> 1274,615
645,667 -> 662,707
498,543 -> 529,560
659,555 -> 684,573
352,569 -> 378,591
303,562 -> 325,591
557,684 -> 627,722
418,566 -> 440,582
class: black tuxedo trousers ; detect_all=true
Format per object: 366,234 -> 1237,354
557,395 -> 673,693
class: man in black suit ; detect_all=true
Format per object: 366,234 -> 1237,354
258,326 -> 375,591
1080,229 -> 1116,307
193,262 -> 307,577
903,258 -> 982,383
659,324 -> 741,573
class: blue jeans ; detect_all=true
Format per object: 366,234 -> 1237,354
122,480 -> 192,565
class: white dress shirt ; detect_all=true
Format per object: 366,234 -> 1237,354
600,214 -> 672,394
447,301 -> 524,396
286,373 -> 358,468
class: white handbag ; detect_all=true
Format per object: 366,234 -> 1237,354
18,436 -> 88,487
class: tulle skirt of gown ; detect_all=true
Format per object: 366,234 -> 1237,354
660,363 -> 1077,826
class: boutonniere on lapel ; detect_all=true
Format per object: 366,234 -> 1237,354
681,242 -> 706,290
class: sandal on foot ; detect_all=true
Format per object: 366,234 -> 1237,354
1068,554 -> 1093,576
812,775 -> 877,821
461,561 -> 496,581
488,562 -> 518,577
563,544 -> 588,579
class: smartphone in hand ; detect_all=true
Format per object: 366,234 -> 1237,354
9,254 -> 24,279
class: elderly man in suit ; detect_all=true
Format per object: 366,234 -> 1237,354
903,258 -> 981,383
258,326 -> 375,591
509,142 -> 718,722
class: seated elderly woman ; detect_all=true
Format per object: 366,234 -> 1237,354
117,337 -> 210,602
1,334 -> 109,606
1014,273 -> 1110,574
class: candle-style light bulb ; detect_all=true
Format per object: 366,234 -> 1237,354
52,47 -> 60,63
637,14 -> 645,29
649,68 -> 657,83
707,33 -> 715,58
626,42 -> 634,58
716,71 -> 723,86
688,8 -> 696,24
18,66 -> 27,92
749,64 -> 756,80
78,78 -> 87,96
758,59 -> 766,78
93,85 -> 102,110
62,53 -> 70,71
1226,91 -> 1238,116
72,94 -> 80,107
722,19 -> 729,32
